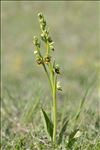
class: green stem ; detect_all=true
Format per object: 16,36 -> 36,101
53,75 -> 57,144
46,41 -> 49,55
42,63 -> 52,90
49,63 -> 54,90
37,47 -> 52,90
46,41 -> 57,144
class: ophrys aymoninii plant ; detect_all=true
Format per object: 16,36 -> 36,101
33,13 -> 90,147
33,13 -> 63,145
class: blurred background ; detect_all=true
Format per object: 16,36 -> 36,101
1,1 -> 99,120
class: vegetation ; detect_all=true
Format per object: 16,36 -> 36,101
1,1 -> 100,150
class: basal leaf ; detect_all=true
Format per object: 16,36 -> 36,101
41,108 -> 53,140
67,128 -> 79,148
58,119 -> 69,145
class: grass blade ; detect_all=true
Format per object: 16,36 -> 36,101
74,76 -> 96,124
21,97 -> 40,124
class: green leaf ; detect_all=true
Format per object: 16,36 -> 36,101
74,130 -> 82,138
69,129 -> 79,139
41,108 -> 53,140
67,128 -> 79,149
58,119 -> 69,145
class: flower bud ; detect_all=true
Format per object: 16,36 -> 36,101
33,36 -> 40,48
47,36 -> 52,43
33,36 -> 38,44
38,13 -> 43,19
50,45 -> 54,51
34,51 -> 38,54
43,20 -> 46,26
40,20 -> 46,31
41,33 -> 47,42
44,29 -> 49,35
57,81 -> 62,91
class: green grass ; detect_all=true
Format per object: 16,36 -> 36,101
1,1 -> 100,150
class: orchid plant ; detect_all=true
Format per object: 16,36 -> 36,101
33,13 -> 68,146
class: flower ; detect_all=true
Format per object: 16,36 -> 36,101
50,45 -> 54,51
36,56 -> 43,65
34,51 -> 38,54
38,13 -> 46,31
44,56 -> 51,64
47,36 -> 52,43
57,81 -> 62,91
55,65 -> 60,74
